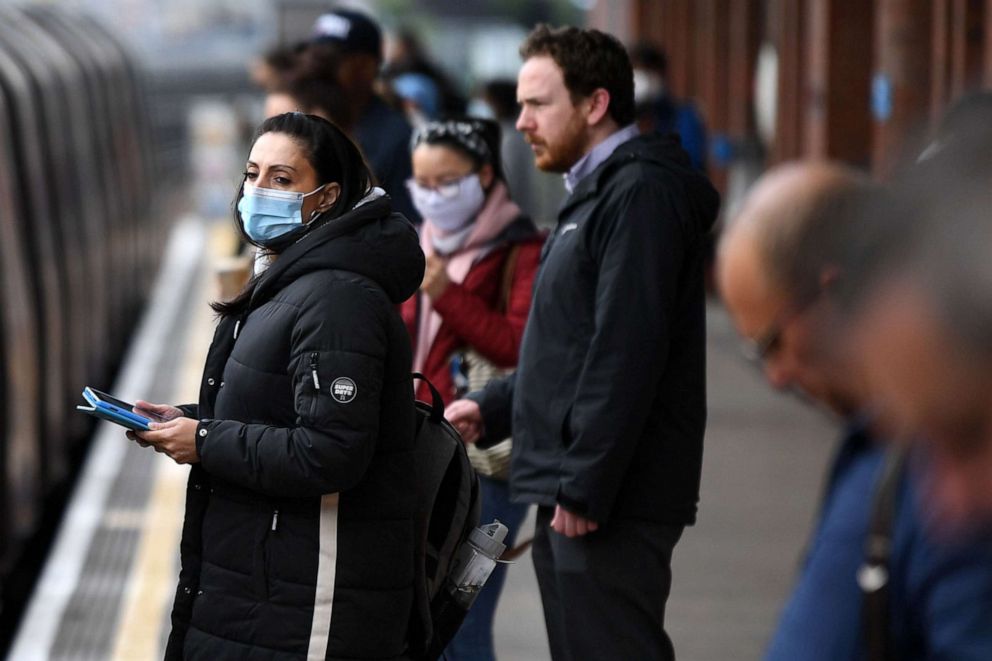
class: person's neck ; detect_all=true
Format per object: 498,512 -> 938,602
347,87 -> 374,120
578,120 -> 623,161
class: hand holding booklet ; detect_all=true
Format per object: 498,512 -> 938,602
76,387 -> 167,432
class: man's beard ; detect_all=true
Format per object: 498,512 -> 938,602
529,113 -> 590,173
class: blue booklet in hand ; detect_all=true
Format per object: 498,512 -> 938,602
76,387 -> 164,432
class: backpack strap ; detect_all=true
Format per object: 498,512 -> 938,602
412,371 -> 445,423
859,445 -> 909,661
498,244 -> 522,314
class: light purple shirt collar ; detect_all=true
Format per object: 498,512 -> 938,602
563,124 -> 640,194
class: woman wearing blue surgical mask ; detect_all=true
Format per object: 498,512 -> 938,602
401,118 -> 544,661
128,112 -> 425,660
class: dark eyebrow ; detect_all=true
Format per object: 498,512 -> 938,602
245,160 -> 297,172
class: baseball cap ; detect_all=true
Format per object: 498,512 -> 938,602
311,9 -> 382,59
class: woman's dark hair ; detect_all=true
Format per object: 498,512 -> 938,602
520,24 -> 635,127
214,112 -> 374,316
411,117 -> 505,184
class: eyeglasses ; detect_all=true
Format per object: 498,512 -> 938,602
405,173 -> 475,200
741,290 -> 822,365
741,310 -> 793,364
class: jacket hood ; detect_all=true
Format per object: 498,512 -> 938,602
251,195 -> 425,307
592,132 -> 721,233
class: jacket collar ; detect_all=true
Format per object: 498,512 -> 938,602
248,196 -> 392,311
556,132 -> 700,219
557,135 -> 649,219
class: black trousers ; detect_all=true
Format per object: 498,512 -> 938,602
531,506 -> 684,661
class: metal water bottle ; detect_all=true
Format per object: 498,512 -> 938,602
446,520 -> 509,609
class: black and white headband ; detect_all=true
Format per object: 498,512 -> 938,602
411,119 -> 492,162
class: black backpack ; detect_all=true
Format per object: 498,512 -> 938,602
408,374 -> 481,660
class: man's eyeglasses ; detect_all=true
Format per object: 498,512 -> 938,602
741,309 -> 794,363
741,290 -> 822,364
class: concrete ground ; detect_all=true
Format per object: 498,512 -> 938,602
491,302 -> 837,660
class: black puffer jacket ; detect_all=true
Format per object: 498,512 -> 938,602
165,196 -> 425,660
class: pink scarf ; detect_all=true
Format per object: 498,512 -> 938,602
412,181 -> 522,374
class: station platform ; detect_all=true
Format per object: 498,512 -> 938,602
9,217 -> 837,661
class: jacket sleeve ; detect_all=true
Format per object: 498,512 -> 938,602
557,175 -> 693,523
466,372 -> 515,448
432,241 -> 541,368
177,404 -> 199,419
910,521 -> 992,658
194,282 -> 388,498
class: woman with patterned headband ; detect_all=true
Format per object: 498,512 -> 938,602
402,117 -> 544,661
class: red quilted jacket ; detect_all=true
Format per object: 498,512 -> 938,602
402,228 -> 543,404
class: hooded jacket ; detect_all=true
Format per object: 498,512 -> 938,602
165,196 -> 426,660
470,132 -> 720,525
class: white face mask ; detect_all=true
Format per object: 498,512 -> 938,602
406,174 -> 486,233
633,69 -> 665,104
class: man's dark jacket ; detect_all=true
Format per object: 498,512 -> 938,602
471,133 -> 719,525
165,196 -> 425,660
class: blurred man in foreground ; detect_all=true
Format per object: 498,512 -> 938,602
839,120 -> 992,525
719,163 -> 992,660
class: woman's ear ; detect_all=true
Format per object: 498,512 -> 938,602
478,163 -> 495,190
318,183 -> 342,212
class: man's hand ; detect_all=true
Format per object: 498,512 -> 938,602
129,417 -> 201,465
550,504 -> 599,538
445,398 -> 484,444
421,254 -> 451,300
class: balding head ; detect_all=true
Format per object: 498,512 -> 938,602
722,162 -> 869,297
717,162 -> 874,415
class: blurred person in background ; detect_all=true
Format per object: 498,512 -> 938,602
249,42 -> 305,93
630,42 -> 708,173
383,26 -> 466,117
837,95 -> 992,526
402,117 -> 543,661
251,44 -> 313,119
307,7 -> 419,223
472,79 -> 565,225
718,162 -> 992,661
131,112 -> 425,660
252,41 -> 352,129
447,25 -> 719,660
264,74 -> 352,129
389,71 -> 442,129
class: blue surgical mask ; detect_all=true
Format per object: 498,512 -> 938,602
237,182 -> 326,246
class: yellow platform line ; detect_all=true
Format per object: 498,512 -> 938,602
109,221 -> 235,660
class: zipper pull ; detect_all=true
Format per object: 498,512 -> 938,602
233,319 -> 241,339
271,509 -> 279,532
310,352 -> 320,390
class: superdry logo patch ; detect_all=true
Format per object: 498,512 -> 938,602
330,377 -> 357,403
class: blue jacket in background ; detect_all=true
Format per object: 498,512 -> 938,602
766,425 -> 992,660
